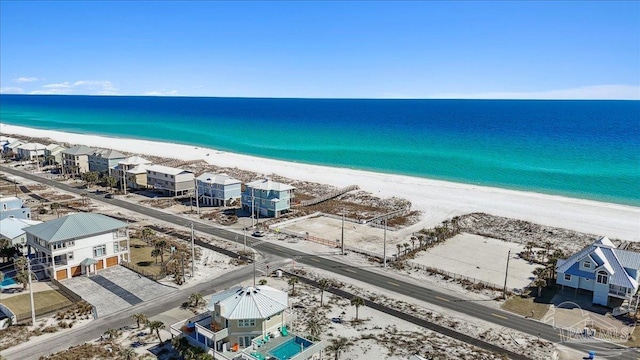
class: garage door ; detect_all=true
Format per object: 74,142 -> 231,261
96,260 -> 104,270
56,269 -> 68,280
106,256 -> 118,267
71,266 -> 82,277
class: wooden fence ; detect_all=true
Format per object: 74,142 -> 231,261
405,261 -> 516,294
120,260 -> 167,281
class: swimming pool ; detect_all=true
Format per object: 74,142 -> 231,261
268,336 -> 312,360
0,276 -> 16,288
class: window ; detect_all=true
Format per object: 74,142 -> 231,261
2,204 -> 6,210
93,244 -> 106,257
564,274 -> 571,281
597,271 -> 608,285
113,231 -> 119,239
238,319 -> 255,327
584,260 -> 591,269
113,242 -> 120,253
67,252 -> 74,261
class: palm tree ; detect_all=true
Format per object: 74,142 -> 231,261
326,337 -> 352,360
151,248 -> 161,264
121,348 -> 136,360
350,296 -> 365,321
148,320 -> 165,342
142,228 -> 155,242
288,276 -> 299,295
132,313 -> 148,329
190,293 -> 204,307
396,244 -> 402,257
258,279 -> 268,285
403,243 -> 410,255
155,240 -> 166,263
544,241 -> 553,262
104,176 -> 117,192
534,277 -> 547,297
305,315 -> 323,341
13,256 -> 27,271
14,270 -> 30,290
318,278 -> 331,307
410,237 -> 416,251
103,328 -> 119,342
0,271 -> 4,285
50,202 -> 61,218
525,242 -> 535,261
80,192 -> 89,210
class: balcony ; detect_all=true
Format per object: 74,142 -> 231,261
609,285 -> 633,299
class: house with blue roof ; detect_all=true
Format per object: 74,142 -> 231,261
556,237 -> 640,306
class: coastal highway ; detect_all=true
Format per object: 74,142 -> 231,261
2,165 -> 637,359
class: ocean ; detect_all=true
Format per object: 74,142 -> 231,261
1,95 -> 639,206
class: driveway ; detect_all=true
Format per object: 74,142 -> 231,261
61,266 -> 176,317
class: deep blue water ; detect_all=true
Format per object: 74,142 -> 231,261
1,95 -> 639,206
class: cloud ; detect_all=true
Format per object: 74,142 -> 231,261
0,87 -> 25,94
13,77 -> 39,83
143,90 -> 179,96
431,85 -> 640,100
30,80 -> 119,95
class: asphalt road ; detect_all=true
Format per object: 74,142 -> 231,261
2,165 -> 637,359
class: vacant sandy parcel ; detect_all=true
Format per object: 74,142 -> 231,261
412,233 -> 538,290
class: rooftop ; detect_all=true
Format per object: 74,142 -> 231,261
209,285 -> 288,320
24,213 -> 128,243
16,142 -> 47,151
196,172 -> 242,185
146,164 -> 193,176
118,156 -> 151,166
63,145 -> 95,156
0,218 -> 42,239
246,179 -> 295,192
92,148 -> 127,159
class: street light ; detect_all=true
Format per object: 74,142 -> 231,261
27,260 -> 36,327
383,219 -> 387,268
190,222 -> 195,278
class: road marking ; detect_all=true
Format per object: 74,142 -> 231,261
343,268 -> 357,273
310,258 -> 320,262
387,281 -> 400,287
491,313 -> 508,320
435,296 -> 450,302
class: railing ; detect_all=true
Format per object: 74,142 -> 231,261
405,261 -> 515,294
120,260 -> 166,281
609,286 -> 630,297
290,340 -> 324,360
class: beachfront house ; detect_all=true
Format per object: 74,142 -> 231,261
0,136 -> 15,154
88,148 -> 127,174
241,179 -> 295,218
111,156 -> 152,192
0,196 -> 32,221
44,143 -> 67,166
146,164 -> 194,196
170,285 -> 322,360
62,145 -> 95,177
15,142 -> 47,161
0,218 -> 42,255
5,140 -> 25,158
556,237 -> 640,307
24,213 -> 130,280
196,173 -> 242,207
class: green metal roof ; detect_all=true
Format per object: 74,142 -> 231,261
24,213 -> 127,243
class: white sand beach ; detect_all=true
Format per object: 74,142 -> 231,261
3,123 -> 639,241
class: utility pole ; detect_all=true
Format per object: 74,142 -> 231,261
383,219 -> 387,268
194,178 -> 200,215
122,166 -> 127,195
27,260 -> 36,328
503,249 -> 511,300
253,251 -> 256,287
251,187 -> 255,229
243,227 -> 247,252
190,222 -> 195,278
341,209 -> 345,255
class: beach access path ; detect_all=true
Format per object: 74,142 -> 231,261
3,165 -> 638,359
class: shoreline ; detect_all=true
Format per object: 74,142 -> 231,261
2,123 -> 639,241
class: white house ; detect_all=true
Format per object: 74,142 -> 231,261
44,143 -> 67,166
171,285 -> 322,360
241,179 -> 296,218
24,213 -> 130,280
556,237 -> 640,306
16,142 -> 47,161
146,164 -> 194,196
88,148 -> 127,174
0,217 -> 42,255
196,173 -> 242,206
5,140 -> 25,157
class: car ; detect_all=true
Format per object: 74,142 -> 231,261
104,193 -> 114,199
252,230 -> 265,237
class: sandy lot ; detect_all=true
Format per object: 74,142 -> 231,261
412,233 -> 539,290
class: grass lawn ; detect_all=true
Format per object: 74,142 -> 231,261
129,238 -> 164,276
625,320 -> 640,347
502,287 -> 556,320
0,290 -> 72,318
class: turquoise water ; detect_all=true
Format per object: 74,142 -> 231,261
268,336 -> 312,360
1,95 -> 639,206
0,276 -> 16,288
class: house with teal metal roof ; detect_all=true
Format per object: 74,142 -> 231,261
556,237 -> 640,306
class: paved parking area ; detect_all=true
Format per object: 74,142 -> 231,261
62,266 -> 176,317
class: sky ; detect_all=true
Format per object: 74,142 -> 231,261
1,1 -> 639,99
